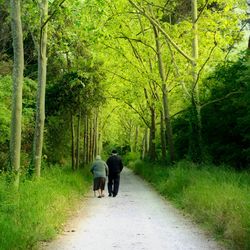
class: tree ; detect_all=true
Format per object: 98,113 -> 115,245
32,0 -> 48,177
9,0 -> 24,187
152,24 -> 175,162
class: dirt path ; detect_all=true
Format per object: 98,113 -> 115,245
42,168 -> 223,250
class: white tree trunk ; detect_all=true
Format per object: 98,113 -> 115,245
10,0 -> 24,187
191,0 -> 203,162
33,0 -> 48,177
153,25 -> 175,163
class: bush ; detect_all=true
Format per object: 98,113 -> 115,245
123,152 -> 141,166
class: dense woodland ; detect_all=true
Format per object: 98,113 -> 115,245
0,0 -> 249,179
0,1 -> 250,249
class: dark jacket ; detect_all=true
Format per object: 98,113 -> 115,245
106,154 -> 123,174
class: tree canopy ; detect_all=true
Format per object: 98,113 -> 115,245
0,0 -> 249,176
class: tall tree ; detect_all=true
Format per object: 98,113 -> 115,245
190,0 -> 202,162
10,0 -> 24,187
76,109 -> 81,169
33,0 -> 48,177
152,24 -> 175,163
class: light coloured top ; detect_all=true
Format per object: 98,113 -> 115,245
90,159 -> 108,178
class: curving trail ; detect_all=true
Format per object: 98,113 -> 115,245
42,168 -> 224,250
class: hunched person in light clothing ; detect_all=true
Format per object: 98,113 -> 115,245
90,155 -> 108,198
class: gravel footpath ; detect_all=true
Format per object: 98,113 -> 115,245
41,168 -> 224,250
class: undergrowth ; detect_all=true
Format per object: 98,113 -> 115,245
0,165 -> 92,250
129,160 -> 250,250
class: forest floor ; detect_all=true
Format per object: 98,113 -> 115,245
41,168 -> 224,250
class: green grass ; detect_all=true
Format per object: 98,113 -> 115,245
129,160 -> 250,250
0,165 -> 92,250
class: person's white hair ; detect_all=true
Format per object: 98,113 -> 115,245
96,155 -> 101,160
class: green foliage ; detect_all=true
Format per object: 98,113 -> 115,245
46,68 -> 104,116
0,165 -> 92,250
129,160 -> 250,249
45,63 -> 105,164
44,115 -> 71,164
0,2 -> 12,62
201,52 -> 250,168
0,75 -> 36,170
172,113 -> 190,160
172,51 -> 250,168
123,151 -> 141,166
183,174 -> 250,249
0,75 -> 12,144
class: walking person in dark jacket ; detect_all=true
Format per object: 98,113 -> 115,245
106,149 -> 123,197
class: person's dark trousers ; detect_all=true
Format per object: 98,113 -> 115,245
108,173 -> 120,196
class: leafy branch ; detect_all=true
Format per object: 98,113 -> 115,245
108,94 -> 150,128
128,0 -> 194,63
200,90 -> 243,109
192,33 -> 218,94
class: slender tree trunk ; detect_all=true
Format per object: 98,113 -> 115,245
162,83 -> 175,162
160,111 -> 167,162
98,131 -> 102,156
10,0 -> 24,188
76,110 -> 81,169
142,127 -> 149,159
141,136 -> 145,159
97,111 -> 102,156
94,111 -> 99,156
92,114 -> 97,160
145,127 -> 149,156
134,126 -> 139,152
88,116 -> 93,163
33,0 -> 48,177
141,128 -> 148,160
190,0 -> 203,163
129,129 -> 133,152
91,118 -> 94,161
143,87 -> 156,161
83,113 -> 86,165
149,107 -> 156,161
92,114 -> 96,158
71,113 -> 76,170
153,25 -> 175,163
83,114 -> 88,165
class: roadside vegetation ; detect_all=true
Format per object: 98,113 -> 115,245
0,165 -> 92,250
0,0 -> 249,249
129,160 -> 250,250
